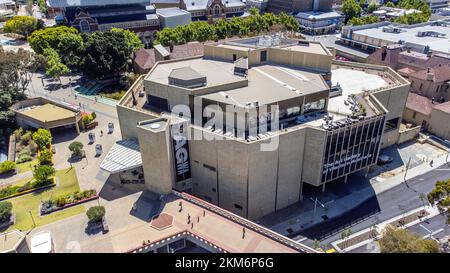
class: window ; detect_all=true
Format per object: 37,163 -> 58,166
214,5 -> 221,16
385,117 -> 399,132
260,50 -> 267,62
79,20 -> 90,32
304,99 -> 326,114
234,203 -> 243,210
212,187 -> 216,192
412,111 -> 416,119
233,54 -> 237,61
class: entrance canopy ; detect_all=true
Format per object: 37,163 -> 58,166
99,139 -> 142,174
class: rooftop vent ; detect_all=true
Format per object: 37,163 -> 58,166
168,67 -> 207,89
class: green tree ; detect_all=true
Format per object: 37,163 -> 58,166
43,48 -> 69,82
28,26 -> 80,55
348,15 -> 380,25
278,12 -> 299,32
38,148 -> 53,165
57,33 -> 85,69
110,28 -> 144,53
82,30 -> 137,79
367,3 -> 379,13
0,201 -> 12,222
86,205 -> 105,222
342,0 -> 362,23
32,128 -> 52,149
379,226 -> 440,253
69,141 -> 84,157
3,16 -> 44,38
385,1 -> 396,8
33,165 -> 55,185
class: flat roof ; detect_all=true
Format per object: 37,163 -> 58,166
330,66 -> 390,116
30,231 -> 52,253
48,0 -> 149,8
0,230 -> 25,253
17,103 -> 77,122
200,64 -> 328,106
353,22 -> 450,54
218,37 -> 331,56
156,7 -> 191,17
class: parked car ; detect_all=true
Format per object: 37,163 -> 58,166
377,154 -> 393,165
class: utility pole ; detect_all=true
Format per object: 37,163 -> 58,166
310,197 -> 325,223
29,210 -> 36,227
404,157 -> 411,182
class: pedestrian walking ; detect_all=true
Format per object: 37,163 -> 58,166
100,130 -> 103,137
95,96 -> 98,103
430,159 -> 434,167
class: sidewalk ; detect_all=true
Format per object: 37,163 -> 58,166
259,152 -> 449,237
0,171 -> 33,186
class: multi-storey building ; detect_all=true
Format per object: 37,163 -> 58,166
180,0 -> 247,23
267,0 -> 333,14
99,35 -> 409,220
47,0 -> 160,43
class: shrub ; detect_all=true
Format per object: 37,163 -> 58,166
33,165 -> 55,184
54,196 -> 67,207
14,128 -> 23,139
0,161 -> 16,174
16,153 -> 33,163
69,141 -> 84,157
20,131 -> 32,145
38,148 -> 53,165
32,128 -> 52,150
29,140 -> 38,155
0,201 -> 13,222
0,186 -> 19,199
86,206 -> 105,222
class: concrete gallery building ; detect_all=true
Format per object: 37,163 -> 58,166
100,35 -> 409,220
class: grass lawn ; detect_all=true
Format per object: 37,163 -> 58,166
6,167 -> 85,232
16,159 -> 38,174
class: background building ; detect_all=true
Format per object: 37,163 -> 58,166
180,0 -> 247,23
47,0 -> 160,43
156,7 -> 192,28
340,20 -> 450,54
267,0 -> 333,14
101,35 -> 409,220
404,93 -> 450,140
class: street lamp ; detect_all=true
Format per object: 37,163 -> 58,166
310,197 -> 326,223
29,210 -> 36,227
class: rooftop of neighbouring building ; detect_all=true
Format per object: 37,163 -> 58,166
182,0 -> 246,11
0,230 -> 25,253
432,100 -> 450,114
47,0 -> 150,8
348,20 -> 450,54
156,7 -> 191,17
406,93 -> 435,116
134,42 -> 204,72
11,97 -> 80,123
409,64 -> 450,82
213,36 -> 332,56
294,10 -> 343,21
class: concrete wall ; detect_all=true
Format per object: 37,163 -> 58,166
117,105 -> 157,140
403,108 -> 430,127
137,121 -> 174,194
397,125 -> 421,144
301,127 -> 326,186
429,108 -> 450,140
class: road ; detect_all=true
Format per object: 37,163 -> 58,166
294,164 -> 450,250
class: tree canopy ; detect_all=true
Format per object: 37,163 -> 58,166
348,15 -> 380,26
28,26 -> 80,55
379,226 -> 440,253
3,16 -> 44,38
32,128 -> 52,149
342,0 -> 362,23
82,30 -> 138,79
154,12 -> 299,46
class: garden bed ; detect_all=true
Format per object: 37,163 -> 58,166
337,229 -> 379,250
0,178 -> 56,202
387,209 -> 430,228
40,190 -> 98,215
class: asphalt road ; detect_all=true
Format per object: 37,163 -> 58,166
295,164 -> 450,249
